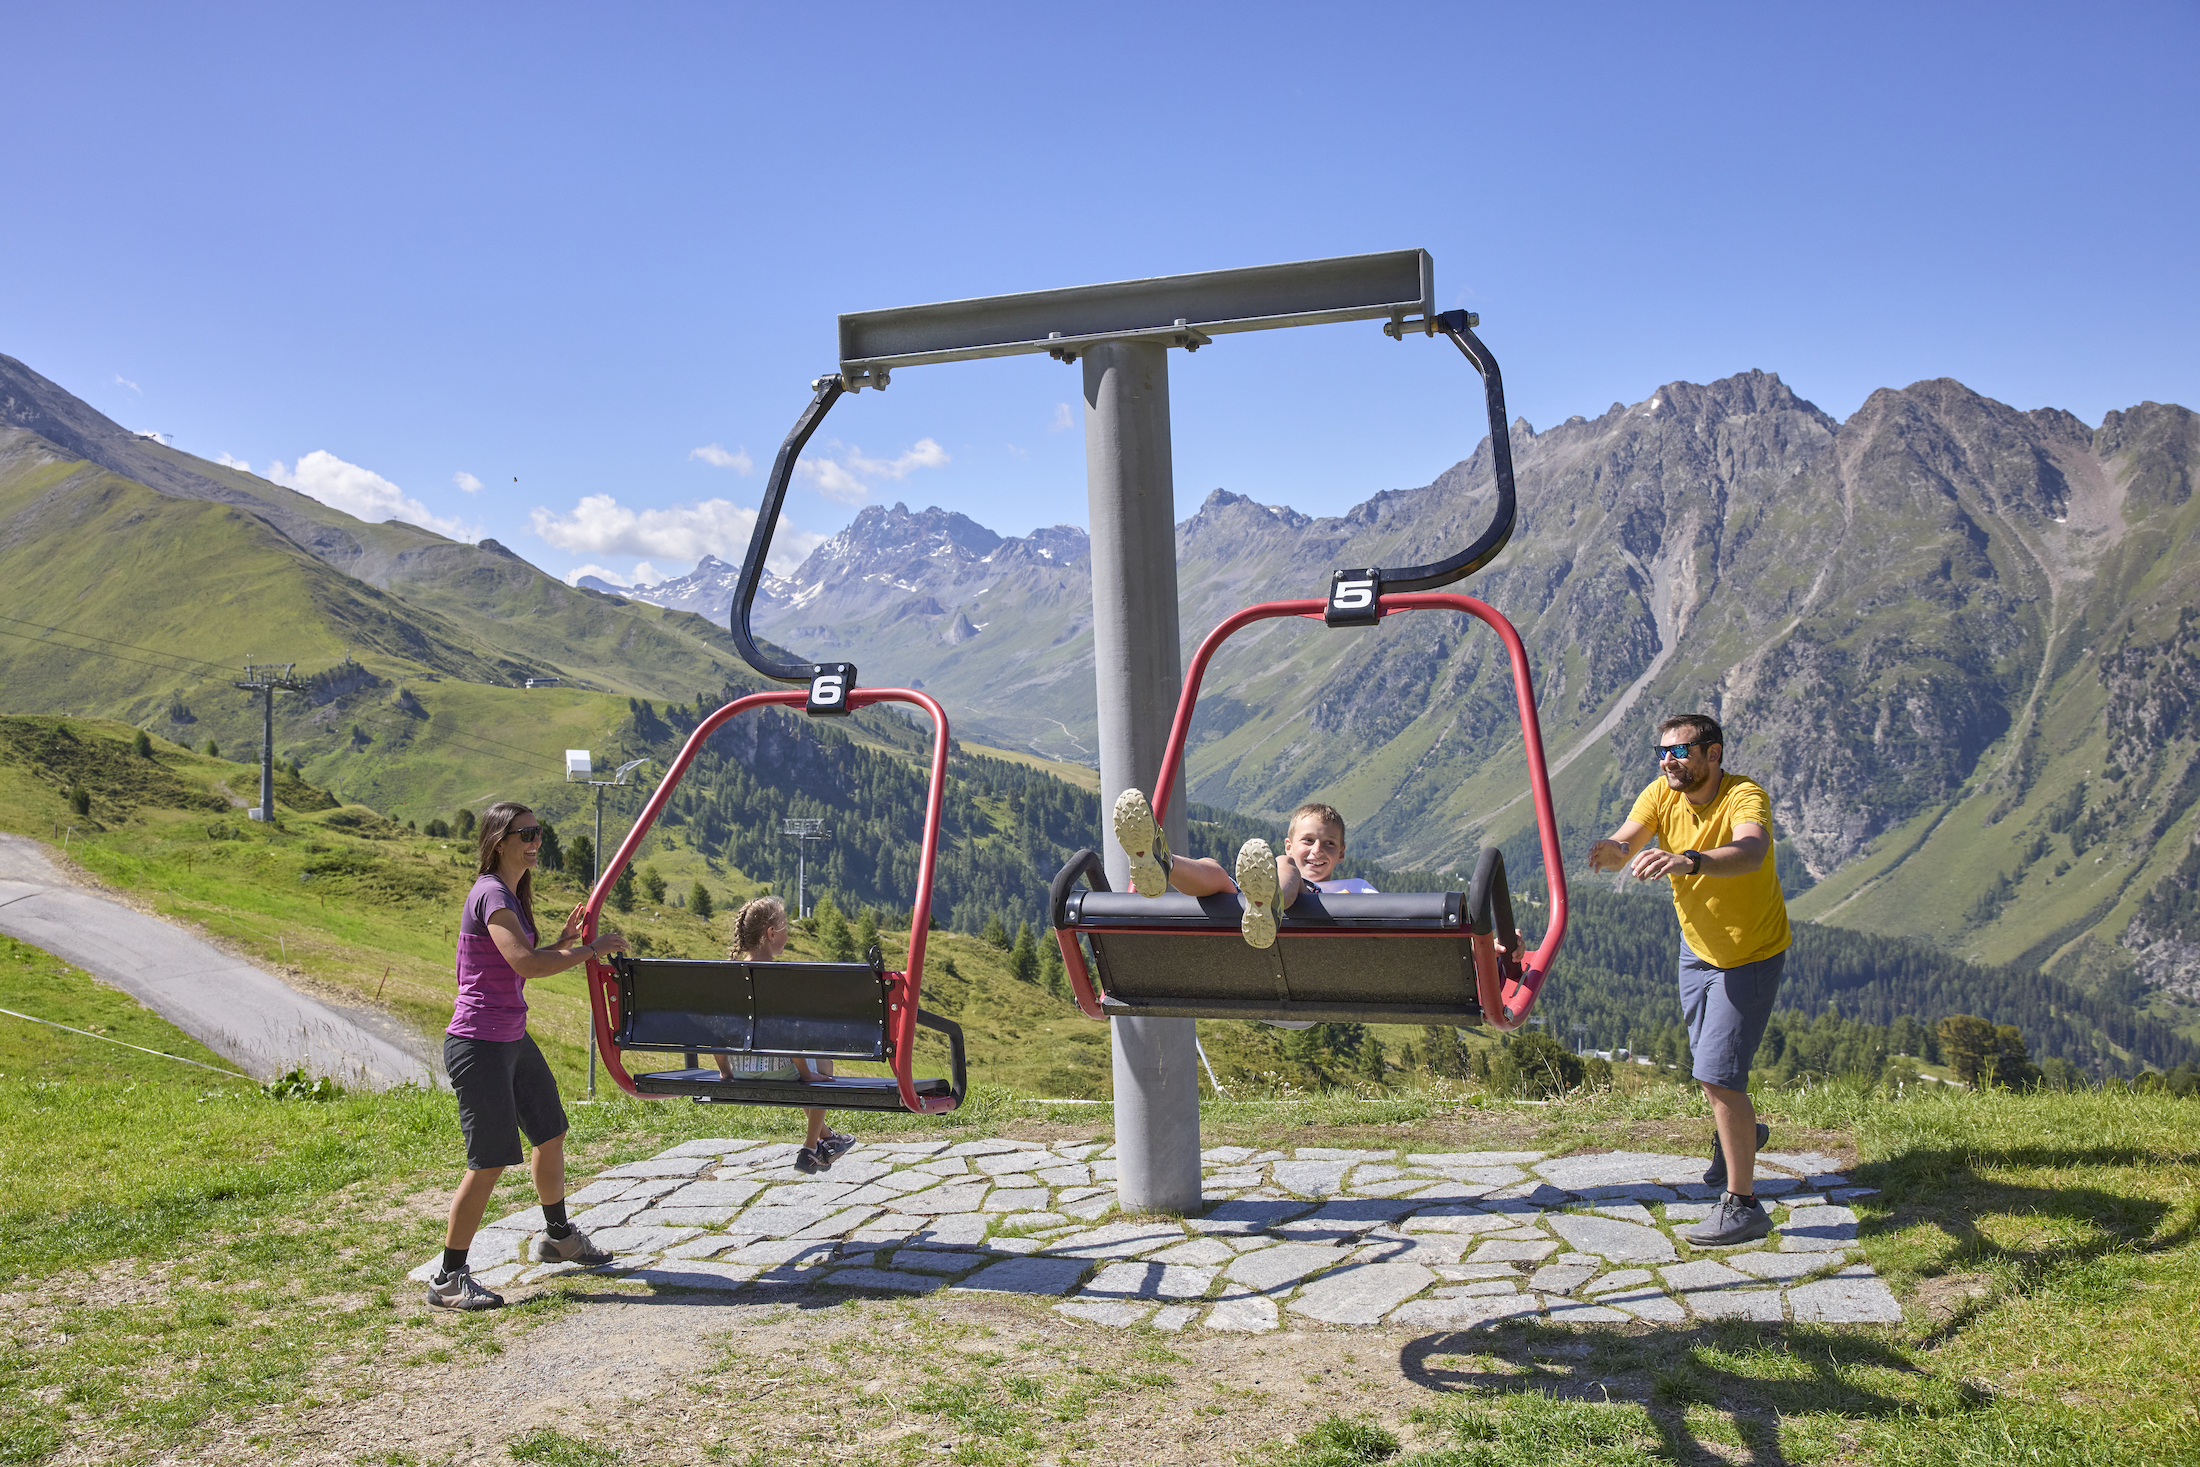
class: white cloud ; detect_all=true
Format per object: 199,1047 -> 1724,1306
632,561 -> 664,585
528,494 -> 820,574
216,452 -> 250,471
453,471 -> 483,493
795,436 -> 949,505
689,443 -> 754,473
1050,402 -> 1075,432
268,450 -> 479,540
114,375 -> 142,394
563,563 -> 631,587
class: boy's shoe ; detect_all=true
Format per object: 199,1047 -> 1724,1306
1112,788 -> 1171,898
529,1226 -> 613,1266
425,1265 -> 504,1311
795,1145 -> 831,1174
1703,1121 -> 1772,1188
1236,839 -> 1280,950
1682,1193 -> 1773,1247
818,1130 -> 856,1160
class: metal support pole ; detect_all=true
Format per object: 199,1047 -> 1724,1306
589,783 -> 603,1100
257,685 -> 276,822
1084,339 -> 1202,1215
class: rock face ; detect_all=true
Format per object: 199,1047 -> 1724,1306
712,371 -> 2199,995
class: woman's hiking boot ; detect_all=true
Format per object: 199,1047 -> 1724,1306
529,1226 -> 613,1266
1112,788 -> 1171,898
1703,1121 -> 1772,1188
425,1265 -> 505,1311
1682,1193 -> 1773,1247
1236,839 -> 1280,949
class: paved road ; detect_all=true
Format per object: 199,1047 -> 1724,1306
0,833 -> 434,1089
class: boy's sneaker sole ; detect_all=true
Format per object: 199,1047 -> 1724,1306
1112,789 -> 1169,898
1236,839 -> 1279,950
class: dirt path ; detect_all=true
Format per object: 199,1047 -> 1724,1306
0,833 -> 432,1088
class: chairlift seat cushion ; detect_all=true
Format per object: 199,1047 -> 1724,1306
1064,890 -> 1484,1023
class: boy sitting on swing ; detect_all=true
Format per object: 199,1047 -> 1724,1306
1110,792 -> 1375,950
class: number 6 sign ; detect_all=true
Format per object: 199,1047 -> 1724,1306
807,663 -> 857,716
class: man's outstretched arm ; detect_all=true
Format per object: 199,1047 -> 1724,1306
1587,820 -> 1651,873
1629,822 -> 1770,881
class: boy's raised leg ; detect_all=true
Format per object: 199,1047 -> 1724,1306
1236,839 -> 1279,949
1112,788 -> 1171,898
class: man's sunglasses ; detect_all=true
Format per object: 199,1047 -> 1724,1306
509,825 -> 543,842
1655,742 -> 1703,761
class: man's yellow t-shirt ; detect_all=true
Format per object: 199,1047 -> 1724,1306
1627,772 -> 1791,969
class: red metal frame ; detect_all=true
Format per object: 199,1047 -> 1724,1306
580,687 -> 957,1112
1054,592 -> 1568,1031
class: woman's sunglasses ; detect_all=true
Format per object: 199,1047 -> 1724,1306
509,825 -> 543,843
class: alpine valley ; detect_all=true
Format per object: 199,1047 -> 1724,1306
5,350 -> 2197,1064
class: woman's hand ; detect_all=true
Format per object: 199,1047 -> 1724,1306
556,907 -> 588,945
588,930 -> 630,958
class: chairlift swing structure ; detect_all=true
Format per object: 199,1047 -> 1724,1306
1048,311 -> 1569,1031
575,373 -> 968,1114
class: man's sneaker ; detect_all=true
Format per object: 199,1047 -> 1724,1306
1236,839 -> 1280,950
794,1145 -> 830,1174
425,1265 -> 504,1311
1112,788 -> 1171,898
818,1130 -> 856,1161
529,1226 -> 613,1266
1703,1121 -> 1772,1188
1683,1193 -> 1773,1247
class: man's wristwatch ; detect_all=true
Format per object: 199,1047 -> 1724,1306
1683,850 -> 1705,875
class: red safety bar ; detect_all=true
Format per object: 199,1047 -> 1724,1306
1055,592 -> 1567,1031
579,686 -> 957,1112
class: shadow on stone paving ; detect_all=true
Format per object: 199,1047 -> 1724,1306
1399,1320 -> 1983,1467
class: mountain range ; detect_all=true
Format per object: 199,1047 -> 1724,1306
602,372 -> 2200,1021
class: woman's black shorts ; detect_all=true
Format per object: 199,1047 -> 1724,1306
444,1032 -> 568,1170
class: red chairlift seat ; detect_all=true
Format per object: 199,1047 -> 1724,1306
1048,312 -> 1568,1032
579,686 -> 965,1113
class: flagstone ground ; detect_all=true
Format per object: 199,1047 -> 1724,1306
416,1136 -> 1896,1329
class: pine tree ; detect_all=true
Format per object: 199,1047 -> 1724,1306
690,883 -> 715,921
1010,921 -> 1038,982
1039,932 -> 1067,999
611,865 -> 637,913
641,866 -> 667,904
815,895 -> 855,961
981,913 -> 1009,950
854,907 -> 880,958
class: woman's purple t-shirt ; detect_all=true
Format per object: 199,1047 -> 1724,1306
450,874 -> 536,1041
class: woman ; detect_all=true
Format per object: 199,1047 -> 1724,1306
428,801 -> 629,1310
721,895 -> 852,1174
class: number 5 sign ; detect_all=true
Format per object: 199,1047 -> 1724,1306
1324,569 -> 1383,627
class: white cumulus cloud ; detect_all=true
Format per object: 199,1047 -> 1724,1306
689,443 -> 754,473
216,452 -> 251,471
114,375 -> 142,394
1050,402 -> 1075,432
795,436 -> 949,505
563,563 -> 630,587
529,495 -> 819,574
454,471 -> 483,493
268,450 -> 479,540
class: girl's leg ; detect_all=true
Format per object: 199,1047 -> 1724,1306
803,1105 -> 827,1149
445,1165 -> 505,1250
529,1132 -> 567,1204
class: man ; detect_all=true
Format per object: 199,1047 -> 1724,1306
1587,713 -> 1790,1246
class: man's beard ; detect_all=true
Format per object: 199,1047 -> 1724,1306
1667,765 -> 1713,797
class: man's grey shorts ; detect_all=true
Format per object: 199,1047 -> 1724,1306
1678,948 -> 1787,1091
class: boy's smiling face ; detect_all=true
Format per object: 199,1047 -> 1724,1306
1285,813 -> 1344,883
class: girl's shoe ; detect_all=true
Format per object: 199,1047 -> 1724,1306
1112,788 -> 1171,898
818,1130 -> 856,1160
1236,840 -> 1279,949
794,1145 -> 831,1174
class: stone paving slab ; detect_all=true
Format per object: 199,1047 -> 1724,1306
410,1135 -> 1900,1334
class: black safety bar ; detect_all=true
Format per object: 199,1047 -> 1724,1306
1049,847 -> 1112,929
1468,845 -> 1521,955
730,373 -> 848,684
1325,312 -> 1516,624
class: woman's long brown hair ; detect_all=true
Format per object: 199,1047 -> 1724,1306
475,801 -> 538,936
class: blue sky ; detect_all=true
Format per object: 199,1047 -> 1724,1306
5,2 -> 2194,588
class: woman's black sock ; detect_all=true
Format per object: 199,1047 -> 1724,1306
441,1246 -> 469,1276
543,1198 -> 573,1238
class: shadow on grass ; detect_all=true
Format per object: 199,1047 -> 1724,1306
1847,1146 -> 2196,1346
1399,1319 -> 1966,1466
